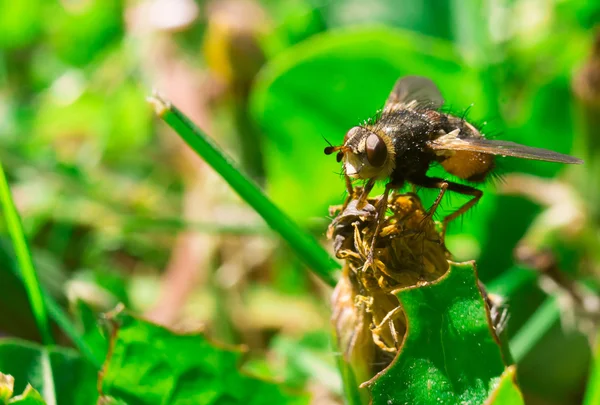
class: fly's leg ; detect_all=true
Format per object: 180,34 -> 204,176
338,174 -> 355,212
411,176 -> 483,241
427,182 -> 449,218
372,331 -> 397,353
363,183 -> 392,271
371,306 -> 404,353
440,182 -> 482,240
345,174 -> 354,197
356,178 -> 376,209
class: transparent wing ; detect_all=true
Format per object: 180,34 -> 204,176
384,76 -> 445,111
429,134 -> 583,164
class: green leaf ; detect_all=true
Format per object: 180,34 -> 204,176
324,0 -> 452,40
72,299 -> 110,364
0,373 -> 48,404
0,339 -> 98,404
0,0 -> 42,49
100,309 -> 310,405
583,328 -> 600,405
485,366 -> 525,405
270,333 -> 342,394
8,385 -> 46,405
251,26 -> 490,221
45,0 -> 124,67
0,372 -> 15,402
367,262 -> 519,404
98,396 -> 128,405
0,160 -> 53,344
0,186 -> 101,367
506,77 -> 577,179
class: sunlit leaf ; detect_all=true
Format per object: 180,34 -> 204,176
0,0 -> 42,49
7,385 -> 46,405
0,339 -> 98,404
366,262 -> 521,404
100,310 -> 310,405
45,0 -> 123,67
582,327 -> 600,405
485,366 -> 525,405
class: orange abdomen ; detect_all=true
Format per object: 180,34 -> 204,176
440,151 -> 495,182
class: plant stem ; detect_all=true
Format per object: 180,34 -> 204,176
148,93 -> 339,287
0,160 -> 54,345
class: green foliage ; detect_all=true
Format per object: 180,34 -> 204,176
0,161 -> 52,344
0,340 -> 97,404
151,95 -> 339,285
583,332 -> 600,405
46,0 -> 124,67
100,310 -> 309,405
486,367 -> 525,405
4,385 -> 46,405
367,262 -> 520,404
0,0 -> 43,49
0,0 -> 597,404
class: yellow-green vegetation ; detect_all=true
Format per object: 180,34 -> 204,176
0,1 -> 599,404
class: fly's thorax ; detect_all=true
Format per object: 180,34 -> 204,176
444,114 -> 484,139
342,126 -> 396,180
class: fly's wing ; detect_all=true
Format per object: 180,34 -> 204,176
384,76 -> 445,112
429,133 -> 583,164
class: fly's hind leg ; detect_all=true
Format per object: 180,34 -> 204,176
411,176 -> 483,241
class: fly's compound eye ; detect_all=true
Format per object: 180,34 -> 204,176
366,133 -> 387,167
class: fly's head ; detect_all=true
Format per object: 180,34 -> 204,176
325,126 -> 395,180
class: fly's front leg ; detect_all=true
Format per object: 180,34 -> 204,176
356,178 -> 376,209
345,174 -> 354,197
363,183 -> 393,271
338,174 -> 355,212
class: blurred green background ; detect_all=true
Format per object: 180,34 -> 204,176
1,0 -> 600,403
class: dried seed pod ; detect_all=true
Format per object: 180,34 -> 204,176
330,189 -> 449,384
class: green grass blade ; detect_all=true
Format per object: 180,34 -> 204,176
0,161 -> 101,369
509,296 -> 559,363
0,160 -> 53,345
148,93 -> 339,287
45,294 -> 103,369
583,331 -> 600,405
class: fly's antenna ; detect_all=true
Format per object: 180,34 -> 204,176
322,134 -> 334,148
322,135 -> 339,155
323,134 -> 350,162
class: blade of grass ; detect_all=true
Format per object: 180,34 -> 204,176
4,256 -> 103,369
486,266 -> 536,297
0,162 -> 102,369
0,160 -> 53,345
45,294 -> 103,369
148,93 -> 339,287
583,330 -> 600,405
509,296 -> 559,363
